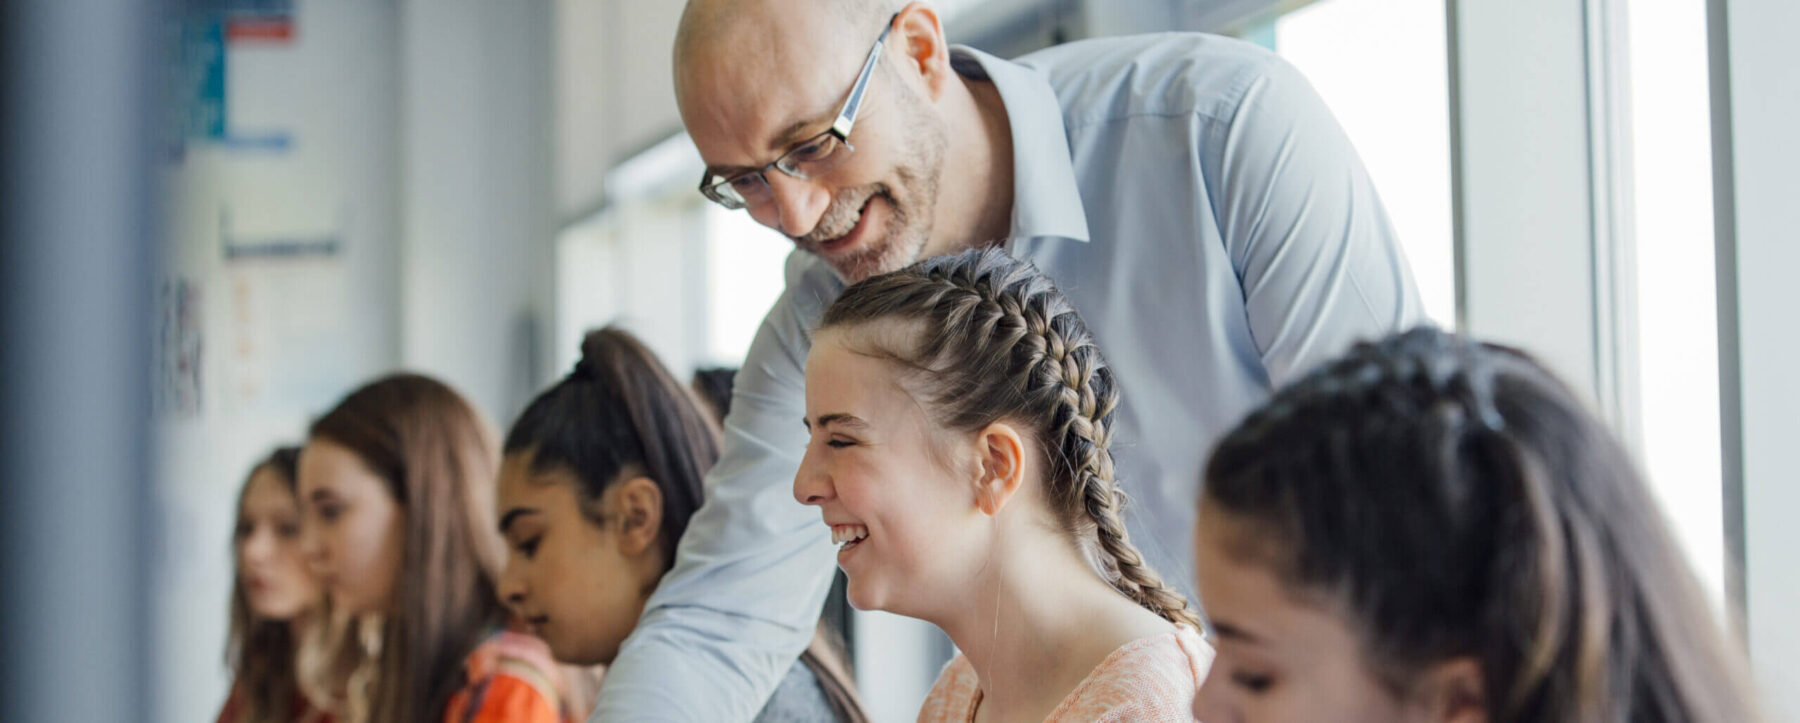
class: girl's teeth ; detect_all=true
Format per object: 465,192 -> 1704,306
830,525 -> 869,545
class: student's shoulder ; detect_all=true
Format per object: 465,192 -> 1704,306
446,631 -> 565,723
1015,32 -> 1287,125
916,654 -> 980,722
1051,627 -> 1213,722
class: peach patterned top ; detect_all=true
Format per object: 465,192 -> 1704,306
916,624 -> 1212,723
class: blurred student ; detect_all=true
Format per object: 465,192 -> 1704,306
218,447 -> 337,723
498,327 -> 867,722
1194,326 -> 1762,722
796,250 -> 1211,722
298,374 -> 573,723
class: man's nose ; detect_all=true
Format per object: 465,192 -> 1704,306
762,173 -> 832,239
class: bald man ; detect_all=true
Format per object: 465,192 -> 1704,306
592,1 -> 1424,719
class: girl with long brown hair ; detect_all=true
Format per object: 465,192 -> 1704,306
496,327 -> 868,722
795,248 -> 1211,721
297,374 -> 572,723
1193,327 -> 1762,722
218,447 -> 336,723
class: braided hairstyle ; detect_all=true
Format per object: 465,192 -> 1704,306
1203,326 -> 1759,722
820,247 -> 1199,629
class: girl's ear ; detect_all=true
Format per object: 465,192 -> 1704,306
973,422 -> 1027,516
612,476 -> 664,558
1416,657 -> 1487,723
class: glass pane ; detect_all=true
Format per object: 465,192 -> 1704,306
1626,0 -> 1725,604
704,205 -> 793,365
1275,0 -> 1457,328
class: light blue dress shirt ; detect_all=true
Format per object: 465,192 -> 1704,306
591,32 -> 1422,721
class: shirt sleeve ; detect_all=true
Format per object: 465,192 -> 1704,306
447,670 -> 563,723
587,279 -> 839,722
1209,52 -> 1424,385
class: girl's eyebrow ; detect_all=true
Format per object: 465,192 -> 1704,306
803,412 -> 869,431
1211,620 -> 1266,645
498,507 -> 540,534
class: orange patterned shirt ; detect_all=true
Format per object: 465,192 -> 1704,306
917,624 -> 1212,723
442,630 -> 570,723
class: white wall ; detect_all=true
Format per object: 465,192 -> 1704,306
398,0 -> 556,426
154,4 -> 402,722
155,2 -> 558,721
554,0 -> 686,221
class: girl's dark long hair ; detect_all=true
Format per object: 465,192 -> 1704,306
1203,326 -> 1760,722
505,327 -> 869,722
309,373 -> 506,723
505,327 -> 713,564
224,447 -> 305,723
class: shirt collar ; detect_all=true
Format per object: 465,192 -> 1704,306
950,45 -> 1091,244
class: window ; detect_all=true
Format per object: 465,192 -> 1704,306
1274,0 -> 1457,328
703,205 -> 793,365
1624,0 -> 1725,603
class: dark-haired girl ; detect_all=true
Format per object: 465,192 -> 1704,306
796,248 -> 1212,722
496,327 -> 868,722
1193,327 -> 1761,722
298,374 -> 572,722
218,447 -> 336,723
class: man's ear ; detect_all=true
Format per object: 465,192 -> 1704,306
890,2 -> 952,101
972,422 -> 1027,516
612,476 -> 665,558
1416,657 -> 1486,723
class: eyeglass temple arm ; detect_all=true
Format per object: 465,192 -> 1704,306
831,21 -> 894,138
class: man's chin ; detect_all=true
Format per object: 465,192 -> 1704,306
820,245 -> 906,285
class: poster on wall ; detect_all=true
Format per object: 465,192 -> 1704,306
223,0 -> 295,43
165,0 -> 297,163
218,208 -> 356,417
155,277 -> 205,419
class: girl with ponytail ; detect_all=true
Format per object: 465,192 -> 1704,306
796,248 -> 1210,722
496,327 -> 870,722
1193,327 -> 1761,722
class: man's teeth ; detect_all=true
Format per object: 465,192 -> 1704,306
831,524 -> 869,546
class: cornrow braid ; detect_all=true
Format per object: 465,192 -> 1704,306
821,247 -> 1199,629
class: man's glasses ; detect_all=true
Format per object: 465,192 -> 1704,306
698,14 -> 898,210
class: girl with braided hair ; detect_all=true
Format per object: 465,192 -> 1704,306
1193,327 -> 1762,722
795,248 -> 1211,722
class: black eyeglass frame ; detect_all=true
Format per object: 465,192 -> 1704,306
697,13 -> 900,210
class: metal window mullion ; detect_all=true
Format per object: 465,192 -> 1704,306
1583,0 -> 1645,455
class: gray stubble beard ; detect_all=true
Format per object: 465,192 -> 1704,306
802,105 -> 949,284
